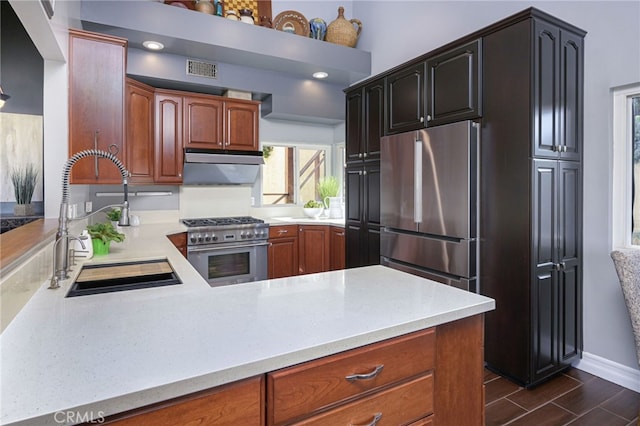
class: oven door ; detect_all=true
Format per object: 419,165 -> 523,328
187,241 -> 268,287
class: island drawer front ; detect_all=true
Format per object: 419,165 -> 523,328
267,328 -> 436,425
104,375 -> 264,425
290,373 -> 434,426
269,225 -> 299,239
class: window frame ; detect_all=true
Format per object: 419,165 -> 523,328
612,83 -> 640,248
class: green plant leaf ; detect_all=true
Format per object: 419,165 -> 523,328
86,222 -> 126,244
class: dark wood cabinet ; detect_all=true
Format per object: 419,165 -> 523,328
298,225 -> 331,275
329,226 -> 345,271
68,30 -> 127,184
346,79 -> 384,164
481,11 -> 584,387
426,39 -> 482,127
125,78 -> 155,184
183,95 -> 223,149
167,232 -> 187,258
345,162 -> 381,268
154,91 -> 184,183
386,61 -> 425,134
225,100 -> 260,151
268,225 -> 299,279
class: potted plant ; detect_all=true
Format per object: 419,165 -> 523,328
10,163 -> 39,216
317,176 -> 340,208
106,208 -> 122,226
86,222 -> 126,255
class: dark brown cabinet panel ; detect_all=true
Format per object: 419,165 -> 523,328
426,39 -> 482,126
481,12 -> 584,387
225,100 -> 260,151
268,225 -> 299,279
299,225 -> 331,275
329,226 -> 345,271
125,78 -> 155,184
345,90 -> 363,163
167,232 -> 187,258
183,96 -> 223,149
386,62 -> 426,134
345,162 -> 380,268
68,30 -> 127,184
154,92 -> 183,183
346,79 -> 384,164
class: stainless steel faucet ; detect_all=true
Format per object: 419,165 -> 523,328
49,149 -> 131,289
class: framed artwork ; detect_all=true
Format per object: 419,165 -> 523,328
41,0 -> 54,19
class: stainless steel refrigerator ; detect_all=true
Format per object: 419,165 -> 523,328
380,120 -> 479,292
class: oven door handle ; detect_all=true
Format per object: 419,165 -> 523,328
187,241 -> 269,253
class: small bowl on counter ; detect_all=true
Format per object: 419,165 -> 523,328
303,208 -> 324,219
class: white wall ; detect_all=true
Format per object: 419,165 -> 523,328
355,0 -> 640,374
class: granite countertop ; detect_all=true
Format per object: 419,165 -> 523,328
0,222 -> 493,426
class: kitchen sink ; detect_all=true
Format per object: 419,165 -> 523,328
66,259 -> 182,297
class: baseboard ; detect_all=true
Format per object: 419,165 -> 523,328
573,351 -> 640,392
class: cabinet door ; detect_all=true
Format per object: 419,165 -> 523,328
269,237 -> 299,279
298,226 -> 330,275
558,161 -> 581,362
329,227 -> 345,271
225,100 -> 259,151
532,20 -> 561,159
386,62 -> 426,134
183,96 -> 223,149
559,31 -> 583,161
364,162 -> 381,227
154,93 -> 183,183
68,30 -> 126,184
426,39 -> 482,127
363,79 -> 384,160
125,79 -> 155,184
345,89 -> 364,163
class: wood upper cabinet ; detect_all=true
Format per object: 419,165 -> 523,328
68,29 -> 127,184
298,225 -> 330,275
125,78 -> 155,184
154,91 -> 183,183
386,61 -> 426,135
183,95 -> 223,149
104,376 -> 264,425
329,226 -> 345,271
426,39 -> 482,127
225,100 -> 260,151
268,225 -> 299,279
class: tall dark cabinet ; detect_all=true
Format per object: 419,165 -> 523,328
345,78 -> 383,268
481,10 -> 585,387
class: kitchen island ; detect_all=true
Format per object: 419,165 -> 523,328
0,223 -> 494,425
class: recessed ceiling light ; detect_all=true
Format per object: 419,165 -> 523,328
312,71 -> 329,79
143,41 -> 164,51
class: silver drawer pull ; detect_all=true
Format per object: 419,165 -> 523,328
350,412 -> 382,426
345,364 -> 384,381
278,229 -> 288,234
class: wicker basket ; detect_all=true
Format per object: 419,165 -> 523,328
326,6 -> 362,48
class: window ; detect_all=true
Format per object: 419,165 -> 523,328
262,144 -> 334,205
612,84 -> 640,247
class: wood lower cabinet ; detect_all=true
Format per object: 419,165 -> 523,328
268,225 -> 299,279
125,78 -> 155,184
329,226 -> 345,271
166,232 -> 187,258
298,225 -> 330,275
104,376 -> 264,425
68,29 -> 127,184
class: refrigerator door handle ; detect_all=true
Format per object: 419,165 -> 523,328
414,138 -> 423,224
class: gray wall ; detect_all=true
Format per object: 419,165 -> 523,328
354,1 -> 640,372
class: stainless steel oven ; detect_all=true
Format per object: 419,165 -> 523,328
182,217 -> 269,287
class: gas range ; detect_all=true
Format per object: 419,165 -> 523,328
181,216 -> 269,246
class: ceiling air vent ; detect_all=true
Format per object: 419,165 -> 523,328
186,59 -> 218,79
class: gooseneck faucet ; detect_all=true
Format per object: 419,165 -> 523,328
49,149 -> 131,289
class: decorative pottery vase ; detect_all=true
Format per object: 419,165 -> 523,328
213,0 -> 224,16
239,8 -> 254,24
225,10 -> 238,20
194,0 -> 214,14
258,16 -> 272,28
92,238 -> 111,256
326,6 -> 362,48
13,203 -> 34,217
309,17 -> 327,40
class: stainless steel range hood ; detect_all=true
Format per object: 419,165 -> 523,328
182,148 -> 264,185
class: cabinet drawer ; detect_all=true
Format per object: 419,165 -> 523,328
269,225 -> 298,239
267,328 -> 435,425
291,373 -> 434,426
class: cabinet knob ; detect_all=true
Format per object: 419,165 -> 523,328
363,152 -> 367,158
426,115 -> 432,122
358,153 -> 363,159
420,116 -> 425,123
363,170 -> 367,176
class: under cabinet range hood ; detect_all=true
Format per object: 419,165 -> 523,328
182,148 -> 264,185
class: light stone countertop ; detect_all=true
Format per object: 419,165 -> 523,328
0,221 -> 494,426
262,216 -> 346,227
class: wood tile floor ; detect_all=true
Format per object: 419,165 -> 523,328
485,368 -> 640,425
